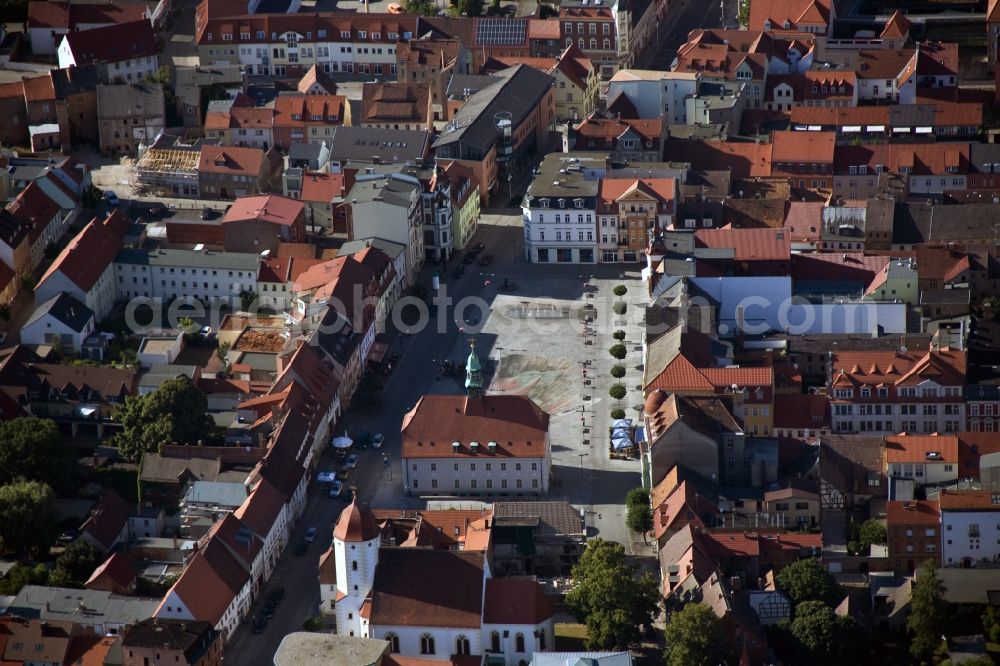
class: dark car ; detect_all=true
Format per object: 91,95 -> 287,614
251,616 -> 267,634
357,432 -> 371,449
268,587 -> 285,606
143,202 -> 167,218
201,207 -> 216,220
294,540 -> 308,556
261,600 -> 276,619
463,253 -> 476,264
478,254 -> 493,266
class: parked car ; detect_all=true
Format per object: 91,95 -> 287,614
357,432 -> 371,449
261,600 -> 276,619
346,454 -> 359,469
201,207 -> 216,220
251,616 -> 267,634
317,471 -> 336,483
372,433 -> 384,449
267,588 -> 285,606
463,253 -> 476,264
478,254 -> 493,266
304,527 -> 318,542
329,480 -> 343,498
104,191 -> 120,206
294,540 -> 308,556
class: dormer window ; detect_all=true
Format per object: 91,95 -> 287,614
341,30 -> 351,38
573,198 -> 583,208
372,32 -> 381,39
539,198 -> 550,208
558,198 -> 566,208
861,387 -> 871,398
358,31 -> 367,39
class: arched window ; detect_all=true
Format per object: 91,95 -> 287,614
490,631 -> 501,652
515,633 -> 525,652
589,38 -> 597,49
603,38 -> 610,49
385,633 -> 399,653
456,635 -> 470,655
352,561 -> 358,571
420,634 -> 435,655
578,38 -> 584,49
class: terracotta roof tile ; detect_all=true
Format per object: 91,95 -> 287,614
37,210 -> 128,293
369,549 -> 484,628
401,395 -> 549,459
482,579 -> 553,624
63,19 -> 155,64
885,434 -> 959,464
886,499 -> 940,525
695,227 -> 791,261
222,194 -> 303,226
198,145 -> 266,176
80,490 -> 131,550
939,489 -> 1000,511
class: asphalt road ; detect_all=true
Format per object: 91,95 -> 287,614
636,0 -> 740,70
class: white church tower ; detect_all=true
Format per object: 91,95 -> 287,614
332,498 -> 380,637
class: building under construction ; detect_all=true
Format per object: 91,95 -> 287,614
134,133 -> 214,198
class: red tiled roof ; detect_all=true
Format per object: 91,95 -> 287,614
773,393 -> 830,430
7,181 -> 62,244
665,139 -> 772,177
80,490 -> 130,551
885,434 -> 959,464
886,499 -> 940,526
771,130 -> 835,164
273,94 -> 347,128
37,210 -> 128,293
401,395 -> 549,459
198,144 -> 266,176
653,480 -> 719,540
598,178 -> 675,210
938,489 -> 1000,511
333,500 -> 380,541
84,552 -> 135,591
299,172 -> 344,203
369,549 -> 484,628
881,10 -> 910,38
21,74 -> 55,102
63,19 -> 155,63
829,348 -> 967,390
233,478 -> 287,539
158,539 -> 249,625
695,227 -> 791,261
222,194 -> 304,227
482,579 -> 553,625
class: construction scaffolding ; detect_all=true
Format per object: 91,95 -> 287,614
134,146 -> 201,198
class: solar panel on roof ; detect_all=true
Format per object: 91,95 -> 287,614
476,18 -> 527,46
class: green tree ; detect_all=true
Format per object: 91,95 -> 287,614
239,288 -> 257,312
664,603 -> 727,666
774,559 -> 840,606
216,341 -> 231,365
609,344 -> 627,360
0,417 -> 59,486
81,183 -> 103,208
858,519 -> 887,554
566,539 -> 659,649
610,365 -> 626,379
51,541 -> 101,588
789,600 -> 860,665
453,0 -> 483,16
612,330 -> 626,340
625,502 -> 652,540
625,487 -> 649,508
737,0 -> 750,26
0,480 -> 58,557
609,384 -> 626,400
610,408 -> 625,420
0,563 -> 49,595
113,376 -> 213,462
983,605 -> 1000,643
613,285 -> 628,297
907,560 -> 946,663
612,302 -> 627,315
